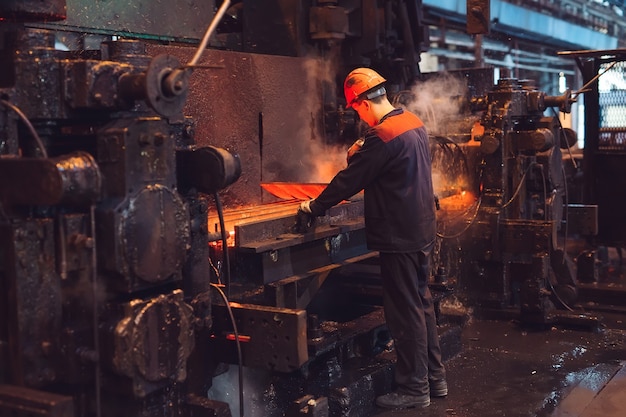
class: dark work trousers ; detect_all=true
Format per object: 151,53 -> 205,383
379,249 -> 446,396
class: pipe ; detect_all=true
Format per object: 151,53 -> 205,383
188,0 -> 231,67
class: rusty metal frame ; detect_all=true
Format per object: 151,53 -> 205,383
210,302 -> 308,373
265,251 -> 379,309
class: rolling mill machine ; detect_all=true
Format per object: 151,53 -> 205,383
0,1 -> 617,417
425,69 -> 583,324
0,1 -> 442,417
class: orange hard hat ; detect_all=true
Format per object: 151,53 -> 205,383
343,67 -> 387,108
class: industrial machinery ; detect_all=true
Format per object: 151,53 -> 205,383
0,1 -> 622,417
0,2 -> 437,417
426,70 -> 581,324
0,2 -> 244,417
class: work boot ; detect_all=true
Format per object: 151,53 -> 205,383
375,392 -> 430,409
430,378 -> 448,397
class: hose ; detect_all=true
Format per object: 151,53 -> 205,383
188,0 -> 232,67
213,192 -> 231,298
0,99 -> 48,158
211,191 -> 241,415
210,283 -> 244,417
89,205 -> 102,417
436,158 -> 485,240
436,196 -> 483,239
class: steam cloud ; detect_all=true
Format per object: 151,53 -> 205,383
398,73 -> 473,194
401,73 -> 468,136
290,63 -> 473,191
297,54 -> 349,184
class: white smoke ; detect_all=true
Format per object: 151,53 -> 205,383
299,54 -> 347,183
392,73 -> 473,194
400,73 -> 468,136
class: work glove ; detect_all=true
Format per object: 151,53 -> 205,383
293,199 -> 316,233
346,138 -> 364,163
299,199 -> 313,214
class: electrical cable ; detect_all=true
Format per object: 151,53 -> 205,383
561,127 -> 578,170
210,283 -> 244,417
188,0 -> 231,67
550,107 -> 578,170
561,164 -> 570,260
213,192 -> 231,298
186,6 -> 244,414
525,131 -> 577,311
432,135 -> 472,179
436,158 -> 485,239
0,99 -> 48,158
527,135 -> 576,311
546,272 -> 575,312
208,256 -> 223,285
547,108 -> 575,260
207,178 -> 241,415
501,162 -> 536,209
89,204 -> 102,417
571,61 -> 617,100
437,194 -> 479,223
546,164 -> 574,311
436,196 -> 482,239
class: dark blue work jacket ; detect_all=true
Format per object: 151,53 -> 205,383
309,108 -> 436,253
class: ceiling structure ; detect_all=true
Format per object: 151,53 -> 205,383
421,0 -> 625,85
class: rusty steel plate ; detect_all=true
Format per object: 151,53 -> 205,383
210,302 -> 308,372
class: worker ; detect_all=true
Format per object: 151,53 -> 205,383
297,68 -> 447,409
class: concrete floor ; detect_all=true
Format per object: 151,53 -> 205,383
371,310 -> 626,417
369,245 -> 626,417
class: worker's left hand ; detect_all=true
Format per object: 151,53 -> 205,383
299,199 -> 313,214
294,199 -> 315,233
346,138 -> 364,163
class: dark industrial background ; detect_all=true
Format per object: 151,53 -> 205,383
1,1 -> 626,417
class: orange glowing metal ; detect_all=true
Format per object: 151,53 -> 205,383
261,182 -> 329,200
470,121 -> 485,144
210,333 -> 251,342
438,190 -> 477,214
208,230 -> 236,248
225,333 -> 251,342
